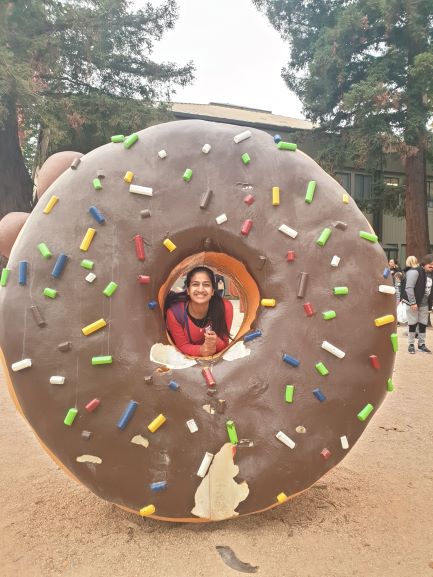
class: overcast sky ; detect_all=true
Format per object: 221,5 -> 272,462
142,0 -> 304,119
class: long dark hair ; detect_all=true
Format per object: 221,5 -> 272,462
164,266 -> 231,339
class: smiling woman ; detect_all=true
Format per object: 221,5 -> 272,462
164,266 -> 234,357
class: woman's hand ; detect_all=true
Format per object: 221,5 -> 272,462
200,331 -> 217,356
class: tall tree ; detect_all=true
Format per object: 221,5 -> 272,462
253,0 -> 433,257
0,0 -> 194,219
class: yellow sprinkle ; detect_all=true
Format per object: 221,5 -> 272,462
163,238 -> 176,252
43,195 -> 59,214
374,315 -> 395,327
261,298 -> 276,307
80,228 -> 96,251
123,171 -> 134,183
342,193 -> 350,204
82,319 -> 107,336
148,414 -> 166,433
139,504 -> 155,517
277,492 -> 288,504
272,186 -> 280,206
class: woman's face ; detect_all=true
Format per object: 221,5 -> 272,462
187,272 -> 214,305
389,259 -> 395,268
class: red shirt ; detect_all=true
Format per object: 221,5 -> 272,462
166,300 -> 233,356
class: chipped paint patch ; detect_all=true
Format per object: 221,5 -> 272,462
222,341 -> 251,361
130,435 -> 149,448
76,455 -> 102,464
150,343 -> 197,369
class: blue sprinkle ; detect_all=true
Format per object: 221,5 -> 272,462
168,380 -> 180,391
274,134 -> 282,143
51,253 -> 68,278
18,260 -> 28,285
89,206 -> 106,224
383,267 -> 390,278
282,353 -> 300,367
148,300 -> 157,310
150,481 -> 167,492
313,388 -> 326,402
244,330 -> 262,342
117,400 -> 138,430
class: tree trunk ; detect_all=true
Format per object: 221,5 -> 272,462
405,145 -> 430,257
0,96 -> 33,220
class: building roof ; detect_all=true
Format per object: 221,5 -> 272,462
171,102 -> 314,132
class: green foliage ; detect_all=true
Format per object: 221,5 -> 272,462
253,0 -> 433,216
0,1 -> 194,166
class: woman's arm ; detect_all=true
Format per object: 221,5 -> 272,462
166,308 -> 202,356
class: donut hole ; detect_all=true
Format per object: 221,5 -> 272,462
158,252 -> 260,358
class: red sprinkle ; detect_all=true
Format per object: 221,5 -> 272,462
321,448 -> 331,460
202,367 -> 216,387
134,234 -> 145,261
138,275 -> 151,284
241,219 -> 253,236
303,302 -> 314,317
369,355 -> 381,369
244,194 -> 255,205
287,250 -> 296,262
85,398 -> 101,413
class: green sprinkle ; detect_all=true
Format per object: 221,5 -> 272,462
316,227 -> 332,246
357,403 -> 374,422
285,385 -> 295,403
37,242 -> 52,259
0,268 -> 11,287
43,288 -> 57,299
123,133 -> 138,149
390,333 -> 398,352
103,281 -> 118,297
333,286 -> 349,295
387,378 -> 394,392
92,355 -> 113,365
305,180 -> 316,204
322,310 -> 336,320
111,134 -> 125,143
241,153 -> 251,165
226,420 -> 238,444
183,168 -> 193,182
80,259 -> 94,270
359,231 -> 378,243
93,178 -> 102,190
315,362 -> 329,376
277,141 -> 297,151
64,408 -> 78,426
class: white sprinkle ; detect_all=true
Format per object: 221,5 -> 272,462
321,340 -> 345,359
215,213 -> 228,225
50,376 -> 65,385
11,358 -> 32,372
197,452 -> 214,477
85,272 -> 96,283
129,184 -> 153,196
158,149 -> 167,159
276,431 -> 296,449
378,284 -> 396,295
331,255 -> 341,267
278,224 -> 298,238
187,419 -> 198,433
340,435 -> 349,450
76,455 -> 102,464
202,143 -> 212,154
233,130 -> 252,144
131,435 -> 149,448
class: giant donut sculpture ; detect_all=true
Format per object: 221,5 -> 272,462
0,120 -> 397,522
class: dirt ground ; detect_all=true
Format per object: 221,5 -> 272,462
1,325 -> 433,577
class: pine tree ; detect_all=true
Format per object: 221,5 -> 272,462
0,0 -> 194,219
253,0 -> 433,256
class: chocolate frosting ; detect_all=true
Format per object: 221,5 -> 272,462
0,120 -> 396,520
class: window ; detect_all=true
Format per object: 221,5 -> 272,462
384,176 -> 399,187
354,174 -> 372,202
335,172 -> 351,192
427,181 -> 433,208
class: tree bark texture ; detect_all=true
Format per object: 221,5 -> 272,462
0,96 -> 33,220
405,147 -> 430,257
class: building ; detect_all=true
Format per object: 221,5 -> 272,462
172,102 -> 433,262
